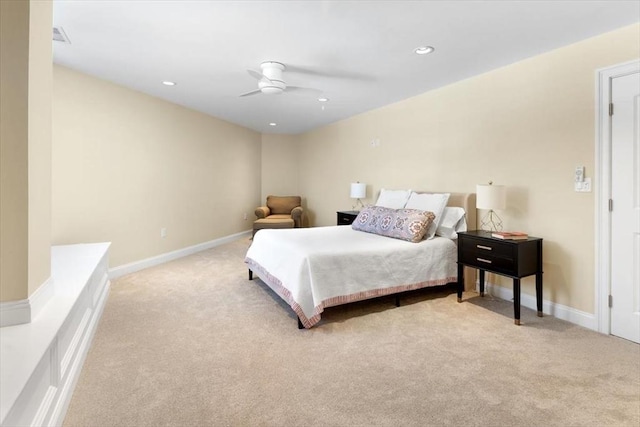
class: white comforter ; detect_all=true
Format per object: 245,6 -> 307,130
245,225 -> 457,328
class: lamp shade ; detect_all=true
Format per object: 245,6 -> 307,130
350,182 -> 366,199
476,184 -> 506,210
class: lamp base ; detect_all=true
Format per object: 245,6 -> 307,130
480,210 -> 503,232
352,199 -> 365,211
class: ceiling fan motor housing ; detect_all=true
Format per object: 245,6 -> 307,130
259,61 -> 286,94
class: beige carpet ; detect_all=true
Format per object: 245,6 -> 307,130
64,237 -> 640,427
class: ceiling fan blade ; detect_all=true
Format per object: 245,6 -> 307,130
239,89 -> 261,97
285,86 -> 322,95
286,65 -> 375,82
247,69 -> 272,84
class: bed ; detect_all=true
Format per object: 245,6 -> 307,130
244,192 -> 476,328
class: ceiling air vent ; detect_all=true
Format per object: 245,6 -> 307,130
52,26 -> 70,43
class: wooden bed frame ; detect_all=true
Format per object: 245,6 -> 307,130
248,191 -> 477,329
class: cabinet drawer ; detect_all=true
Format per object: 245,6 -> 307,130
459,235 -> 517,275
460,236 -> 513,258
337,215 -> 353,225
337,212 -> 358,226
460,249 -> 515,272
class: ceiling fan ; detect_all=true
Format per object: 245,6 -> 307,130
239,61 -> 321,97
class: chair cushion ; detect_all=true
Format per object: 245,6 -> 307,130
253,218 -> 295,230
265,214 -> 293,220
266,196 -> 301,215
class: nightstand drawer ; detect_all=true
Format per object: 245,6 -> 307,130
337,215 -> 353,225
459,249 -> 514,273
337,211 -> 359,226
460,236 -> 513,259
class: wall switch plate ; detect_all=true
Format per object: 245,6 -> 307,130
575,166 -> 585,182
160,227 -> 167,238
575,177 -> 591,192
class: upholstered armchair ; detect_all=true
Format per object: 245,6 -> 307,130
253,195 -> 303,237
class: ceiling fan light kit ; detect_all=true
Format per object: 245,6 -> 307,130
258,62 -> 286,94
240,60 -> 322,97
259,82 -> 285,94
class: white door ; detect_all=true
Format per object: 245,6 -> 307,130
610,71 -> 640,343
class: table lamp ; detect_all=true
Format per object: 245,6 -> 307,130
350,182 -> 366,210
476,182 -> 506,231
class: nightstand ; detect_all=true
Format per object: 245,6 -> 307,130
336,210 -> 359,226
457,230 -> 543,325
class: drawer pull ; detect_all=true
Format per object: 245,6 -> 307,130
477,245 -> 492,250
477,257 -> 492,264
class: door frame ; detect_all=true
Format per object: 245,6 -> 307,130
595,59 -> 640,335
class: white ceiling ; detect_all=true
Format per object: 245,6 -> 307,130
52,1 -> 640,135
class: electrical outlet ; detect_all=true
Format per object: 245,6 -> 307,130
160,227 -> 167,238
574,177 -> 592,192
243,213 -> 248,220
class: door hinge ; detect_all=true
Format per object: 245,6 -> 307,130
609,199 -> 613,212
608,295 -> 613,308
609,103 -> 614,116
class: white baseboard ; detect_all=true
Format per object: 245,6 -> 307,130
0,299 -> 31,328
30,276 -> 55,322
0,243 -> 111,427
109,230 -> 251,279
0,276 -> 55,328
481,282 -> 597,331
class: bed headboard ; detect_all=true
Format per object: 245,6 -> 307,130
412,191 -> 476,230
415,191 -> 477,291
445,192 -> 477,232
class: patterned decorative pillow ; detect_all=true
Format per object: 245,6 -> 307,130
404,192 -> 450,239
351,205 -> 435,243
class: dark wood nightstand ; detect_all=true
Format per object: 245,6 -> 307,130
336,210 -> 359,226
457,230 -> 543,325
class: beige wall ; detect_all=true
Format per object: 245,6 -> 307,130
0,0 -> 52,302
0,0 -> 29,301
296,24 -> 640,314
52,66 -> 261,268
28,0 -> 53,295
260,134 -> 299,201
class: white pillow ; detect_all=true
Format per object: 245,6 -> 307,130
374,188 -> 412,209
436,207 -> 467,239
404,192 -> 450,239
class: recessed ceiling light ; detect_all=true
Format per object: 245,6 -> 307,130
318,97 -> 329,102
162,81 -> 176,86
414,46 -> 435,55
269,122 -> 277,126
